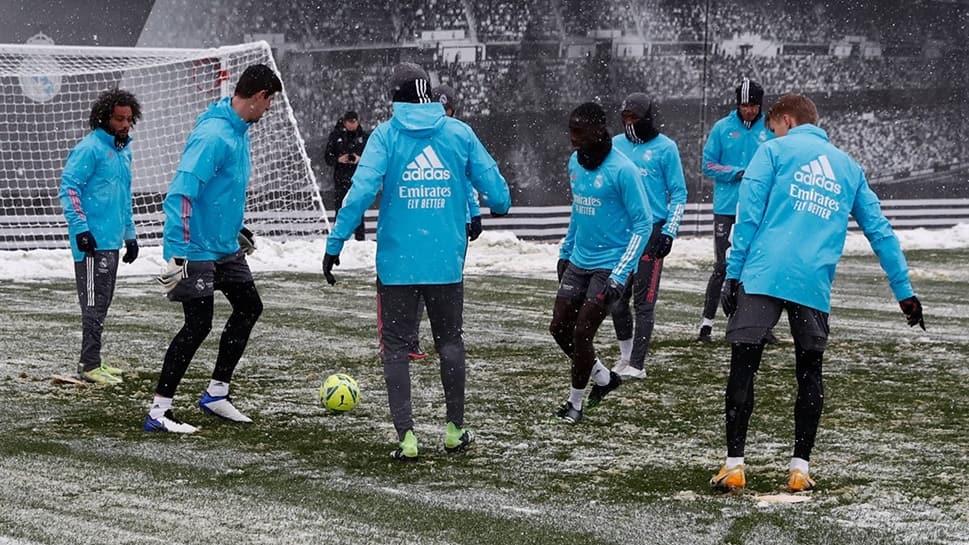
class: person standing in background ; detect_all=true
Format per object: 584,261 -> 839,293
59,88 -> 142,385
325,110 -> 369,241
697,78 -> 774,343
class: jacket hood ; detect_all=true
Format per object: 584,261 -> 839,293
197,96 -> 249,134
790,123 -> 827,141
390,102 -> 447,136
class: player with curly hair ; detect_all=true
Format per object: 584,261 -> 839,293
59,88 -> 142,385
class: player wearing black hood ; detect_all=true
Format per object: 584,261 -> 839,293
325,110 -> 369,241
608,93 -> 688,382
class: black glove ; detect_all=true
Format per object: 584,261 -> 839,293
556,258 -> 570,282
467,215 -> 482,241
238,227 -> 256,255
75,231 -> 97,255
899,296 -> 926,330
121,239 -> 139,264
595,278 -> 625,307
645,234 -> 674,259
732,169 -> 745,181
720,278 -> 740,317
322,253 -> 340,285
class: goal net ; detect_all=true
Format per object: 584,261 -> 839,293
0,41 -> 328,250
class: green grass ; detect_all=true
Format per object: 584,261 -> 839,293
0,249 -> 967,544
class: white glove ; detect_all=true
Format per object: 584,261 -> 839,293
155,258 -> 187,293
238,227 -> 256,255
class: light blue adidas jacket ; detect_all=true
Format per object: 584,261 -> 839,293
162,97 -> 252,261
702,112 -> 772,215
325,101 -> 511,285
59,128 -> 136,262
726,124 -> 913,313
558,149 -> 651,285
612,133 -> 688,238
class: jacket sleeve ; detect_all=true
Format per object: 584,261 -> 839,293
162,132 -> 225,258
354,130 -> 369,156
725,146 -> 772,280
325,130 -> 385,256
122,148 -> 136,240
702,123 -> 740,184
58,144 -> 96,233
466,134 -> 510,215
661,145 -> 688,238
162,172 -> 204,259
466,183 -> 481,219
559,215 -> 576,261
611,165 -> 651,285
851,172 -> 914,301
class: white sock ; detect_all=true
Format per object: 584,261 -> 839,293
591,359 -> 611,386
789,457 -> 809,473
149,396 -> 173,419
618,338 -> 633,361
207,380 -> 229,397
725,456 -> 744,469
568,387 -> 585,410
701,317 -> 714,328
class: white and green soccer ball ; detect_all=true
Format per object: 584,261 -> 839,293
320,373 -> 360,413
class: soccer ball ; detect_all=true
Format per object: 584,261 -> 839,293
320,373 -> 360,413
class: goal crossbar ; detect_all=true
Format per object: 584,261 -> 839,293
0,40 -> 329,251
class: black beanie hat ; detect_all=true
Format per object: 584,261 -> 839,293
341,110 -> 358,121
736,78 -> 764,106
620,92 -> 653,120
621,92 -> 660,143
390,62 -> 432,104
569,102 -> 607,130
431,84 -> 458,113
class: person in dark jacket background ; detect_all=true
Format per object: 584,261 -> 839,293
325,110 -> 368,241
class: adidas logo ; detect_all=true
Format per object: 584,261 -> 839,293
403,145 -> 452,181
793,154 -> 841,195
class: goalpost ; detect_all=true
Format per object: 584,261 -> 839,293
0,41 -> 329,250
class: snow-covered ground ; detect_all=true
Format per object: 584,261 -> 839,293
3,224 -> 968,281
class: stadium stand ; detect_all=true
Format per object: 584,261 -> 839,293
127,0 -> 969,213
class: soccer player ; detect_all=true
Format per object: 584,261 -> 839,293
697,78 -> 774,343
322,63 -> 511,461
608,93 -> 688,380
550,102 -> 651,423
144,64 -> 282,434
710,93 -> 925,492
59,88 -> 142,385
399,84 -> 484,361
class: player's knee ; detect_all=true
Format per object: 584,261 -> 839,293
183,317 -> 213,340
242,293 -> 263,323
435,339 -> 464,363
572,320 -> 597,345
549,317 -> 568,338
